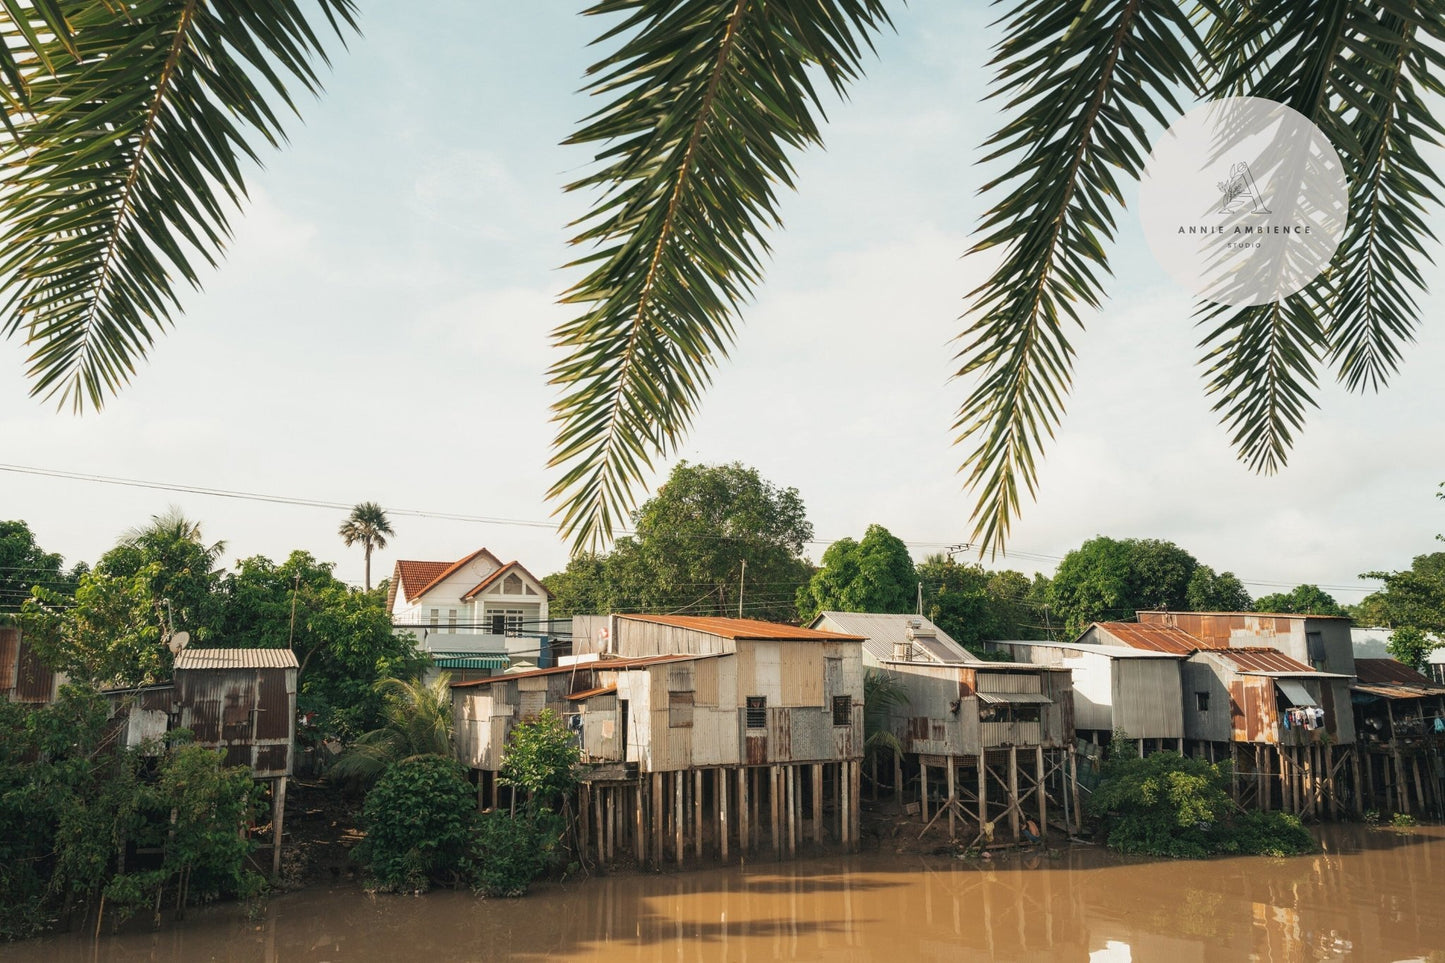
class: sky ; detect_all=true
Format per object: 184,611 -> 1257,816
2,3 -> 1443,607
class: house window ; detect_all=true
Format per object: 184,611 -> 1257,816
746,696 -> 767,729
1306,632 -> 1326,670
429,608 -> 439,628
447,609 -> 457,631
669,691 -> 694,729
1196,691 -> 1210,712
832,695 -> 852,727
490,610 -> 526,636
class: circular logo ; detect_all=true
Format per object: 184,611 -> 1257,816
1138,96 -> 1348,306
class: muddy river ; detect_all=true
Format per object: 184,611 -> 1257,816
10,824 -> 1443,962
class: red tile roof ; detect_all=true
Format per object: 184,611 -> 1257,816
620,614 -> 864,641
461,560 -> 555,601
1354,658 -> 1445,690
1212,647 -> 1315,674
1093,622 -> 1212,654
389,549 -> 503,609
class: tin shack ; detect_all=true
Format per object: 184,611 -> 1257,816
0,626 -> 61,704
1351,658 -> 1445,818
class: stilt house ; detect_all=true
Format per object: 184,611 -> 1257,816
1351,658 -> 1445,818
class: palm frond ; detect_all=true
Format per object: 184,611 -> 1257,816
956,0 -> 1205,555
0,0 -> 357,412
547,0 -> 891,552
1324,2 -> 1445,391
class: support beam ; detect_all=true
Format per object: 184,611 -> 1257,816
271,777 -> 287,879
675,772 -> 684,866
812,763 -> 823,845
786,765 -> 797,858
652,772 -> 663,868
770,766 -> 782,859
979,752 -> 989,835
840,762 -> 850,848
946,758 -> 957,842
738,767 -> 750,856
1036,746 -> 1047,841
1069,747 -> 1081,834
694,770 -> 704,859
920,762 -> 929,824
1008,747 -> 1020,841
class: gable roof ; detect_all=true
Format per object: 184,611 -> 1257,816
1354,658 -> 1445,694
620,614 -> 863,642
387,548 -> 504,610
1201,647 -> 1347,677
1089,621 -> 1212,654
175,648 -> 298,670
461,560 -> 554,601
811,612 -> 980,664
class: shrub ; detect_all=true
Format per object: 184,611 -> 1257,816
356,755 -> 475,892
499,710 -> 580,807
1221,811 -> 1315,857
470,809 -> 566,897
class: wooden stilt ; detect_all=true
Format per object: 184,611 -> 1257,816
694,770 -> 704,859
1413,756 -> 1427,814
852,759 -> 862,846
812,763 -> 823,845
946,758 -> 957,842
739,767 -> 750,855
1351,749 -> 1365,816
594,784 -> 605,866
673,773 -> 683,866
1327,745 -> 1339,820
894,752 -> 903,803
1230,743 -> 1239,803
840,762 -> 851,848
1069,746 -> 1081,834
271,777 -> 287,879
786,766 -> 797,858
770,766 -> 782,859
719,768 -> 729,862
1036,746 -> 1047,840
635,784 -> 645,864
920,762 -> 929,824
979,751 -> 989,835
1008,746 -> 1020,841
652,773 -> 663,867
578,782 -> 590,857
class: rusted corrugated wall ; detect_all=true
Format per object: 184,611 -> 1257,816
174,667 -> 295,777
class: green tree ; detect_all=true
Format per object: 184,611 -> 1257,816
1186,565 -> 1253,612
1358,552 -> 1445,669
499,709 -> 581,809
1386,626 -> 1434,672
339,502 -> 394,592
1049,537 -> 1200,636
21,567 -> 168,688
0,520 -> 83,616
544,552 -> 619,618
97,507 -> 225,643
796,524 -> 914,622
913,554 -> 1050,650
331,675 -> 456,786
356,755 -> 476,893
1252,584 -> 1348,617
217,551 -> 422,737
5,7 -> 1434,559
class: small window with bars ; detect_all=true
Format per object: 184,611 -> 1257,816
832,695 -> 852,727
746,695 -> 766,729
669,690 -> 694,729
1196,691 -> 1210,712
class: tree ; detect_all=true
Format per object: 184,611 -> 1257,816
0,520 -> 82,616
912,553 -> 1050,651
1186,565 -> 1253,612
4,7 -> 1434,558
796,524 -> 914,622
216,551 -> 422,737
331,675 -> 456,786
1358,552 -> 1445,669
339,502 -> 394,592
546,461 -> 813,621
21,567 -> 168,688
97,507 -> 225,643
1252,584 -> 1348,617
1049,537 -> 1200,636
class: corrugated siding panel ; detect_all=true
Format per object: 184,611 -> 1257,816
982,721 -> 1041,747
977,671 -> 1042,693
747,642 -> 782,705
581,693 -> 620,761
780,646 -> 822,706
0,627 -> 18,693
1112,660 -> 1184,740
694,657 -> 719,706
12,638 -> 57,703
1181,660 -> 1231,742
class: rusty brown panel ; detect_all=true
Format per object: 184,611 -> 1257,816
0,627 -> 18,692
139,686 -> 174,712
907,717 -> 929,742
746,733 -> 768,765
13,638 -> 55,703
254,743 -> 290,776
222,745 -> 250,768
769,708 -> 792,760
930,721 -> 946,743
957,670 -> 976,698
1229,681 -> 1247,741
254,671 -> 291,739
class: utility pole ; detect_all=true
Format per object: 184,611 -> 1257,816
738,559 -> 746,618
917,582 -> 923,616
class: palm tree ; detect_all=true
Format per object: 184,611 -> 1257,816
1,3 -> 1439,555
339,502 -> 394,591
329,674 -> 456,786
862,669 -> 909,770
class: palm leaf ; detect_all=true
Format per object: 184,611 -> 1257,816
955,0 -> 1205,556
0,0 -> 356,412
547,0 -> 891,551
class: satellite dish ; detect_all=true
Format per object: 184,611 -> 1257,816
167,630 -> 191,655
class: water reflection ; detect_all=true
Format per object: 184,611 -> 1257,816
11,825 -> 1443,962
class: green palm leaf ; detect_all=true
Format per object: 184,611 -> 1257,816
0,0 -> 356,412
547,0 -> 891,551
955,0 -> 1205,555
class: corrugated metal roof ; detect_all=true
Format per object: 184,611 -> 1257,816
1354,658 -> 1445,689
620,614 -> 863,642
1093,622 -> 1210,654
1276,679 -> 1318,706
450,652 -> 716,688
997,640 -> 1184,659
977,691 -> 1053,705
811,612 -> 980,664
174,648 -> 298,670
567,685 -> 617,701
1213,647 -> 1314,674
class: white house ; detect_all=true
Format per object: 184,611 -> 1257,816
386,548 -> 553,680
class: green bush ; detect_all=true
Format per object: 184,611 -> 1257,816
470,809 -> 565,897
498,710 -> 580,806
1089,750 -> 1315,859
356,755 -> 475,892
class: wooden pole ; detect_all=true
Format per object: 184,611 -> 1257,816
594,784 -> 605,866
1008,746 -> 1020,841
1413,756 -> 1427,814
694,770 -> 704,859
946,758 -> 957,841
636,784 -> 646,864
840,762 -> 850,848
786,765 -> 797,858
920,762 -> 929,824
852,758 -> 862,846
770,766 -> 782,859
1036,746 -> 1047,839
674,772 -> 685,866
979,751 -> 989,835
1256,745 -> 1266,809
870,754 -> 878,802
1230,743 -> 1239,803
812,763 -> 823,845
578,782 -> 590,857
652,772 -> 663,867
1069,746 -> 1081,834
738,768 -> 750,855
271,777 -> 287,879
1327,745 -> 1339,820
1352,749 -> 1365,816
894,752 -> 903,805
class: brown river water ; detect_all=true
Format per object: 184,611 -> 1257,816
9,825 -> 1443,962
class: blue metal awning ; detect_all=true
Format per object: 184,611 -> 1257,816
431,653 -> 510,670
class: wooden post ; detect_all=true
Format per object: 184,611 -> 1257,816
738,768 -> 750,855
770,766 -> 782,858
594,784 -> 605,866
946,758 -> 957,841
852,758 -> 862,846
693,770 -> 704,859
579,782 -> 590,856
1256,745 -> 1266,810
1351,749 -> 1365,816
1069,746 -> 1081,835
1036,746 -> 1047,839
1327,745 -> 1339,820
894,752 -> 903,805
1008,746 -> 1020,841
1230,743 -> 1239,803
786,765 -> 797,858
652,773 -> 663,867
812,764 -> 823,845
979,751 -> 989,834
870,754 -> 878,802
840,762 -> 850,848
671,773 -> 682,866
717,769 -> 728,862
635,784 -> 646,864
920,762 -> 929,824
491,770 -> 500,811
1413,756 -> 1427,814
271,777 -> 287,879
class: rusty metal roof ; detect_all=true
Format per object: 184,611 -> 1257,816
1210,647 -> 1315,674
1093,622 -> 1211,654
450,653 -> 714,689
567,684 -> 618,701
174,648 -> 298,670
1354,658 -> 1445,689
620,614 -> 863,641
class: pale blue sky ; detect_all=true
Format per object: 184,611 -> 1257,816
2,3 -> 1441,608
